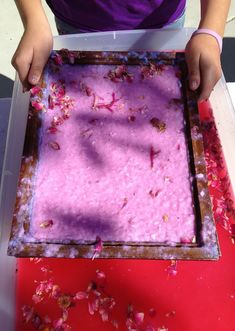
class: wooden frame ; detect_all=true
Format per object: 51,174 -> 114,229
8,51 -> 220,260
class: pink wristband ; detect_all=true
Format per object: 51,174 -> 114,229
192,29 -> 223,53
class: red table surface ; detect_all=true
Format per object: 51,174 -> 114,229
16,102 -> 235,331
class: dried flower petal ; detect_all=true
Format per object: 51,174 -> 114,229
80,82 -> 93,96
39,220 -> 54,228
145,325 -> 156,331
32,314 -> 43,329
88,298 -> 100,315
32,294 -> 43,304
44,315 -> 52,324
134,312 -> 144,325
105,65 -> 134,83
51,284 -> 61,299
75,291 -> 88,300
47,126 -> 58,134
48,141 -> 60,150
157,327 -> 168,331
231,224 -> 235,237
93,92 -> 120,112
52,116 -> 64,126
112,320 -> 119,329
30,86 -> 41,96
166,260 -> 178,276
92,236 -> 103,259
31,100 -> 44,111
48,95 -> 54,109
165,310 -> 176,318
57,295 -> 72,310
22,305 -> 34,323
150,118 -> 166,132
149,190 -> 160,198
53,53 -> 63,65
148,308 -> 156,318
96,270 -> 106,280
150,146 -> 160,169
141,62 -> 165,79
128,115 -> 136,122
162,214 -> 169,222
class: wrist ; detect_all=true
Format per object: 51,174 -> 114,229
25,13 -> 50,29
191,28 -> 223,53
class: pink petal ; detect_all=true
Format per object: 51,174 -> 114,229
62,310 -> 69,322
94,236 -> 103,254
53,318 -> 64,328
52,116 -> 64,126
165,310 -> 176,318
80,82 -> 93,96
47,126 -> 58,134
112,320 -> 119,329
149,146 -> 160,169
48,141 -> 60,150
75,291 -> 88,300
51,285 -> 61,299
44,315 -> 52,324
96,270 -> 106,280
166,260 -> 178,276
32,294 -> 43,304
31,100 -> 44,111
145,325 -> 156,331
32,314 -> 43,329
88,301 -> 95,315
54,54 -> 63,65
30,86 -> 41,96
99,307 -> 109,322
134,312 -> 144,325
22,305 -> 34,323
39,219 -> 54,228
48,95 -> 54,109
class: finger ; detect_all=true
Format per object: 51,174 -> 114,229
198,59 -> 220,102
28,51 -> 48,85
11,53 -> 31,90
186,50 -> 201,91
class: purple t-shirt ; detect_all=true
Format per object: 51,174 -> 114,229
46,0 -> 186,32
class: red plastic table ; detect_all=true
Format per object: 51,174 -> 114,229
16,102 -> 235,331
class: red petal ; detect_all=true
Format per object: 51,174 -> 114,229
134,312 -> 144,325
47,126 -> 58,134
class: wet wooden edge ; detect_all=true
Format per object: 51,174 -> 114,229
8,51 -> 220,260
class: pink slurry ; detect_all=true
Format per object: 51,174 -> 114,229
30,63 -> 195,243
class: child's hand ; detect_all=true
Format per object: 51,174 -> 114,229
185,34 -> 221,102
12,25 -> 53,90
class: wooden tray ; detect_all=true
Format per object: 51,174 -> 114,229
8,50 -> 220,260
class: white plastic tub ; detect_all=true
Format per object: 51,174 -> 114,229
0,29 -> 234,330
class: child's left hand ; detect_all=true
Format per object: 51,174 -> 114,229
185,33 -> 222,102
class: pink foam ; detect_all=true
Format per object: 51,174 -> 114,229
30,64 -> 195,243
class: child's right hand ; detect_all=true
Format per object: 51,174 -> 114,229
12,25 -> 53,90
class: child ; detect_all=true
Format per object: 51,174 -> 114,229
12,0 -> 231,101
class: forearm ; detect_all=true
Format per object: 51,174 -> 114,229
199,0 -> 231,36
15,0 -> 50,30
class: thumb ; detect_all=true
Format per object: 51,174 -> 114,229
186,52 -> 201,92
28,52 -> 47,85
